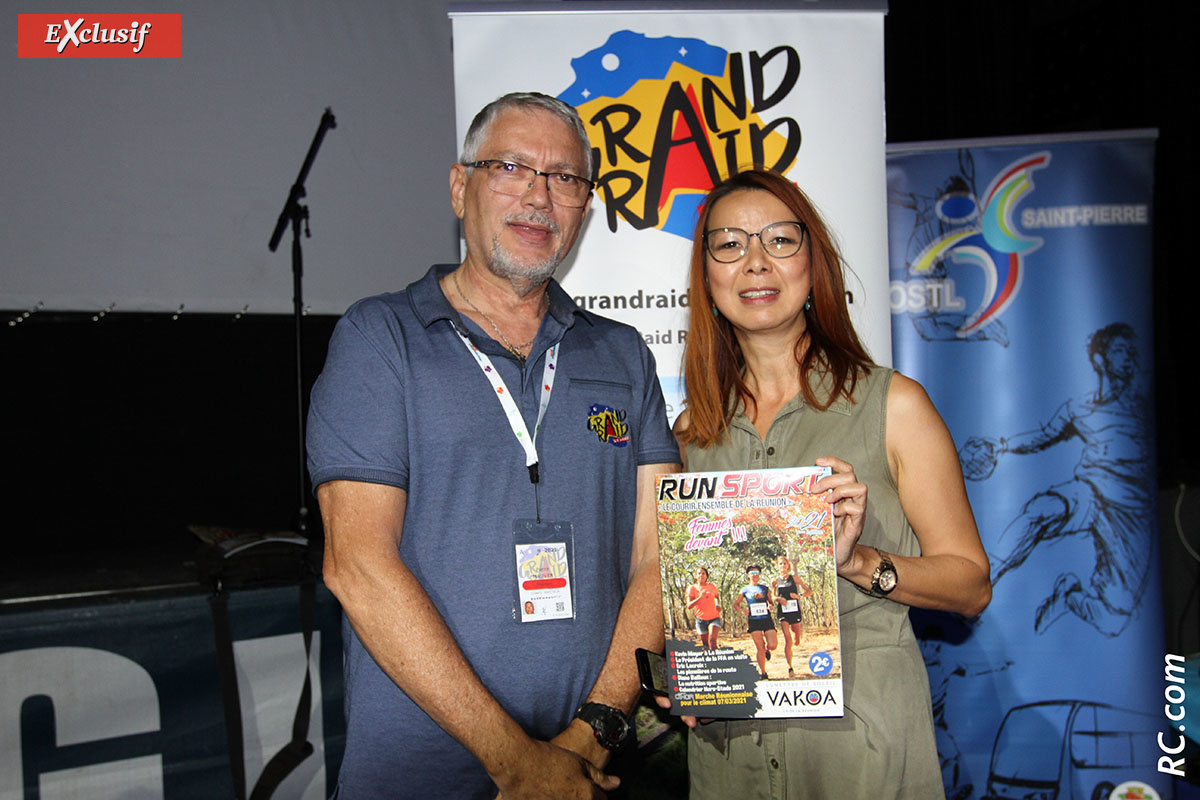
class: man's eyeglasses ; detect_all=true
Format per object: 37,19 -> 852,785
704,221 -> 808,264
468,160 -> 594,208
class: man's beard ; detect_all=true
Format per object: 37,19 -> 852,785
487,212 -> 567,296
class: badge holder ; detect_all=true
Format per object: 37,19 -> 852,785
512,519 -> 576,623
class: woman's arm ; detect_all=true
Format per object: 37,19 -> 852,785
867,373 -> 992,617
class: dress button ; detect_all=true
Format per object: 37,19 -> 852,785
770,757 -> 780,769
767,446 -> 775,456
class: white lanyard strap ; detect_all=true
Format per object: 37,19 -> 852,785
454,327 -> 558,483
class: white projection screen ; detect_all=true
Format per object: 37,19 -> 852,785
1,0 -> 461,316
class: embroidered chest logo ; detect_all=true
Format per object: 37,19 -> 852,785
586,403 -> 631,447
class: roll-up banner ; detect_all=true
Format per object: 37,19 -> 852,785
449,2 -> 891,419
888,132 -> 1177,800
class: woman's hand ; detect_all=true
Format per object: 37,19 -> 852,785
814,456 -> 868,576
653,694 -> 700,729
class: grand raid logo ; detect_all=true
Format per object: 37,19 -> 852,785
558,31 -> 802,238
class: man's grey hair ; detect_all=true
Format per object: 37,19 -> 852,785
459,92 -> 595,179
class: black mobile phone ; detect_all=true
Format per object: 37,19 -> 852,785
635,647 -> 668,696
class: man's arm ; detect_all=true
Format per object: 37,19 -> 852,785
548,461 -> 679,768
318,479 -> 615,798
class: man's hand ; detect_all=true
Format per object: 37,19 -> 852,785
492,738 -> 618,799
549,718 -> 610,769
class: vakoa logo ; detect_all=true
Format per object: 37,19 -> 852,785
905,152 -> 1050,337
557,31 -> 801,238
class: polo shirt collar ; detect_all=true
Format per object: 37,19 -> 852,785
408,264 -> 595,330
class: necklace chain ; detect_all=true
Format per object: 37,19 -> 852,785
452,270 -> 538,362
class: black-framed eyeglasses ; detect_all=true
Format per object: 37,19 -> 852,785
468,160 -> 594,208
704,221 -> 808,263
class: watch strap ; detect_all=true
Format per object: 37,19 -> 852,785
574,702 -> 630,750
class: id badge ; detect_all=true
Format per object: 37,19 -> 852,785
512,519 -> 575,622
782,599 -> 799,614
749,602 -> 769,616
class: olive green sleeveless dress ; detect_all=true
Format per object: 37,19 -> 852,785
685,367 -> 944,800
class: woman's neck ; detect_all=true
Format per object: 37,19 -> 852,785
737,328 -> 808,434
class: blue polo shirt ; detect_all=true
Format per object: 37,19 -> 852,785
307,264 -> 678,797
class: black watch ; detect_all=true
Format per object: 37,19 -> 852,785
869,549 -> 898,596
575,702 -> 631,750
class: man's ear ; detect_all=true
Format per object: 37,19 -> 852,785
449,163 -> 468,219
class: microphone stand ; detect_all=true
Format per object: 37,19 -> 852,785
268,107 -> 337,538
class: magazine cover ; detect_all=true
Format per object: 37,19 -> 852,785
656,467 -> 843,718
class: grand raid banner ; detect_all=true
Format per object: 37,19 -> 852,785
450,3 -> 890,419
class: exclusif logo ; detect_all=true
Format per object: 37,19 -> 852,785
17,14 -> 181,58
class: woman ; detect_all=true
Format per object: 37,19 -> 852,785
687,566 -> 723,650
732,565 -> 777,679
672,168 -> 991,798
773,555 -> 813,678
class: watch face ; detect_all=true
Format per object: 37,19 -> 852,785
580,703 -> 630,749
603,717 -> 629,745
878,568 -> 897,592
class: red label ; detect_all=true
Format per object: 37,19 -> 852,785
17,14 -> 181,58
521,578 -> 568,590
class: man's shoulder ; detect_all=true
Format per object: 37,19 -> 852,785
343,290 -> 408,320
338,266 -> 453,333
332,291 -> 414,349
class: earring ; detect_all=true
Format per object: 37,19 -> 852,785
804,295 -> 812,313
712,305 -> 719,318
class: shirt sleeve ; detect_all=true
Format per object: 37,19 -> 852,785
306,298 -> 411,490
632,335 -> 681,466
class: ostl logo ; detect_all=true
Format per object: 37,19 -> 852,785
906,152 -> 1050,337
557,31 -> 801,238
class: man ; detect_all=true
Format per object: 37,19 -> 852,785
307,92 -> 679,797
961,322 -> 1151,636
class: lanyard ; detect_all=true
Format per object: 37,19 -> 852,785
454,327 -> 558,484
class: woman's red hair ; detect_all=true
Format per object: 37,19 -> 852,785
679,168 -> 874,448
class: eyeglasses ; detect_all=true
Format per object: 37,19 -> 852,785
468,160 -> 594,208
704,221 -> 808,263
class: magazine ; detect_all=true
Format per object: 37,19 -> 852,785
656,467 -> 843,718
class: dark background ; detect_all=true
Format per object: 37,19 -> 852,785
3,4 -> 1196,645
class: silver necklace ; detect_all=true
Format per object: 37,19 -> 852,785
452,270 -> 537,362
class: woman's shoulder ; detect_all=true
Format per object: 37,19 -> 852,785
884,371 -> 940,424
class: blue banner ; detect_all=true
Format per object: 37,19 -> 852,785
0,586 -> 344,799
887,133 -> 1174,800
